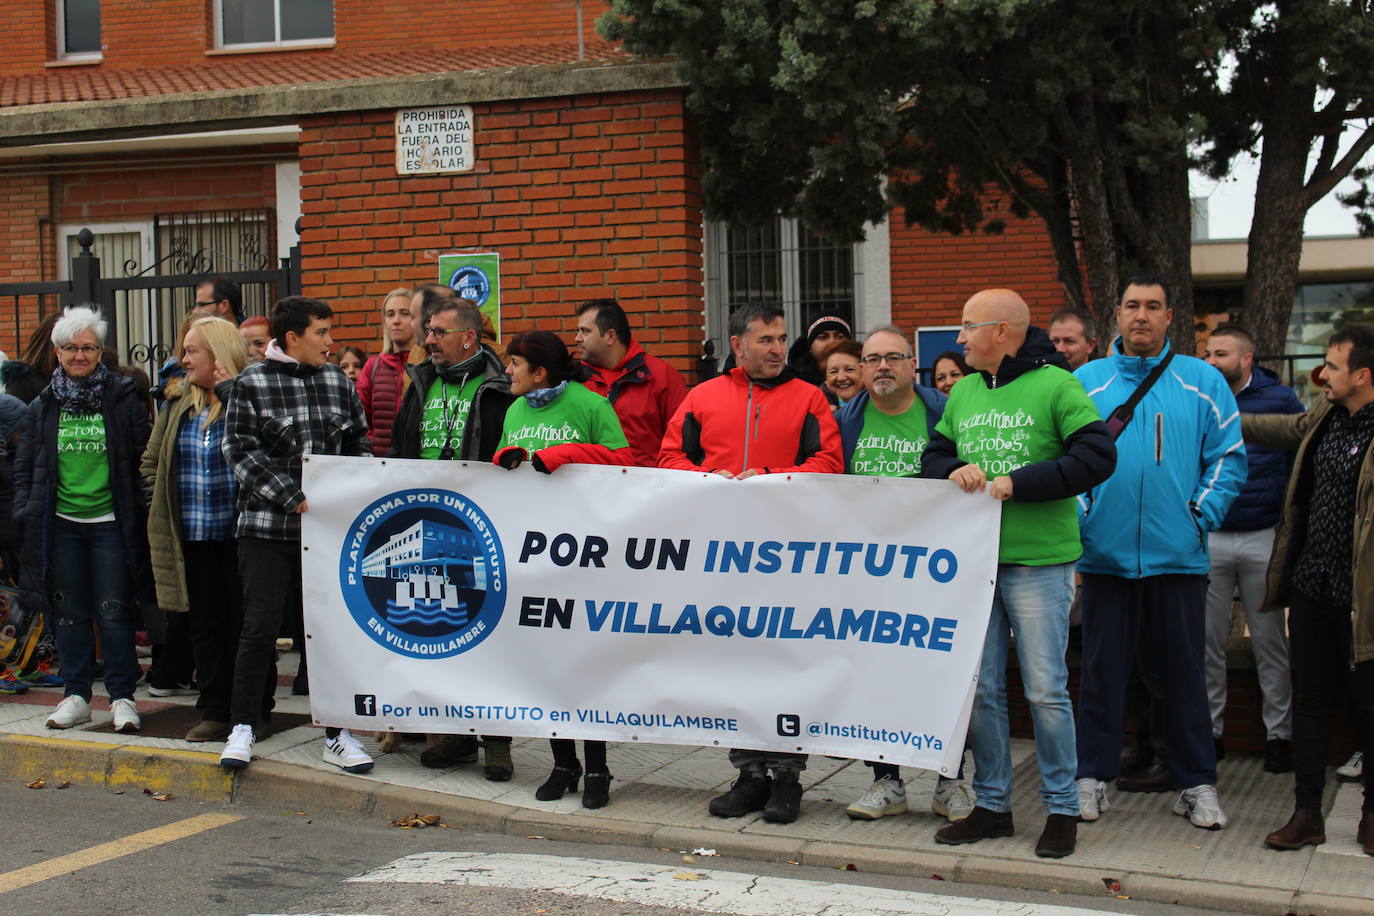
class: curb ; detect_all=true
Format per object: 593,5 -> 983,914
0,735 -> 1361,915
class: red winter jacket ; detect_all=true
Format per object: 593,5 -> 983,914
658,367 -> 842,475
583,341 -> 688,468
356,350 -> 408,456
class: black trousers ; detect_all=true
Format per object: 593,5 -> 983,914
183,540 -> 248,723
230,537 -> 296,727
1289,592 -> 1374,813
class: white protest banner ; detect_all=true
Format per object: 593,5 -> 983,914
301,457 -> 1000,775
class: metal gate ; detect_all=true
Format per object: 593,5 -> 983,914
1,220 -> 300,381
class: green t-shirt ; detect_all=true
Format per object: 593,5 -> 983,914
419,374 -> 484,460
849,398 -> 929,478
498,381 -> 628,453
935,366 -> 1101,565
56,409 -> 114,518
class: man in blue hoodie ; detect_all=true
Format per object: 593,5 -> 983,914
1203,324 -> 1304,774
1074,275 -> 1247,831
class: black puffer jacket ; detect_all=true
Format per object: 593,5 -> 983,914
389,346 -> 514,461
12,375 -> 154,615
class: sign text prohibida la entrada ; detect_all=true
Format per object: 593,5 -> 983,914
395,106 -> 475,175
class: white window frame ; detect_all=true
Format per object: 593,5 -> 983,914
703,217 -> 890,361
55,0 -> 102,61
213,0 -> 335,51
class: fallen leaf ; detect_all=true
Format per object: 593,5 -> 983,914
681,856 -> 695,864
844,863 -> 857,871
142,788 -> 154,796
151,793 -> 172,801
930,874 -> 944,881
389,813 -> 441,828
26,778 -> 45,789
673,873 -> 706,882
56,781 -> 71,789
1102,878 -> 1121,893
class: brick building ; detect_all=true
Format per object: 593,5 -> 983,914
0,0 -> 1067,378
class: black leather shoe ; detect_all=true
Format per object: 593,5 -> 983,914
1263,738 -> 1293,774
709,771 -> 771,818
1265,807 -> 1325,850
582,772 -> 613,809
1214,736 -> 1226,762
1035,813 -> 1077,858
1358,810 -> 1374,856
535,762 -> 582,801
1119,743 -> 1154,777
935,806 -> 1014,845
762,770 -> 803,823
1117,762 -> 1172,793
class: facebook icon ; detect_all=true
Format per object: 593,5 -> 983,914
354,694 -> 378,717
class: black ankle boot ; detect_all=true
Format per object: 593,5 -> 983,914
582,772 -> 613,809
535,762 -> 581,801
762,770 -> 803,823
709,771 -> 771,817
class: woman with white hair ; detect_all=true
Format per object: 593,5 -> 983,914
354,287 -> 419,455
13,305 -> 153,732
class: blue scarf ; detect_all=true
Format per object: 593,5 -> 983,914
523,379 -> 568,408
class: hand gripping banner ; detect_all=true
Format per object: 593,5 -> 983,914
301,457 -> 1000,775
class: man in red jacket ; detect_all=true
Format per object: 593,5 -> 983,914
575,299 -> 687,467
659,302 -> 842,824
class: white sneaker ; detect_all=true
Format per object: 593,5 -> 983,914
147,683 -> 196,697
931,778 -> 976,822
1337,751 -> 1364,782
219,724 -> 255,769
846,776 -> 907,820
1173,784 -> 1228,829
46,695 -> 91,729
110,698 -> 140,733
323,729 -> 374,774
1076,777 -> 1109,822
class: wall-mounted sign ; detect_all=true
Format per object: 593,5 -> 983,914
396,106 -> 475,174
438,252 -> 501,339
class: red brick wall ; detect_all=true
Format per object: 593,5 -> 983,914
297,89 -> 704,371
0,171 -> 55,356
0,0 -> 608,74
889,200 -> 1069,329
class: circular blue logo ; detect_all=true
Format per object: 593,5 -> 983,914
447,265 -> 491,307
338,488 -> 505,659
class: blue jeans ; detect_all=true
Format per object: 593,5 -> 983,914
50,517 -> 138,702
969,562 -> 1079,816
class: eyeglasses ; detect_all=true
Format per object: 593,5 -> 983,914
859,352 -> 911,367
59,345 -> 100,355
961,320 -> 1003,332
191,300 -> 217,310
422,325 -> 466,341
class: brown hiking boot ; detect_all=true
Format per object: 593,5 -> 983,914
186,719 -> 231,742
483,738 -> 514,781
1265,807 -> 1325,850
419,734 -> 479,768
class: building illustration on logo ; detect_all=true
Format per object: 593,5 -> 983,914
359,520 -> 487,627
340,488 -> 506,659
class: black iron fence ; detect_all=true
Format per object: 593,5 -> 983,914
1,225 -> 300,380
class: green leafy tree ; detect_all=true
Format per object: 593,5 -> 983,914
602,0 -> 1374,356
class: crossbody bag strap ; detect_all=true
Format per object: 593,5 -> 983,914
1105,351 -> 1174,440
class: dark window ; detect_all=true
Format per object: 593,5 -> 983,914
220,0 -> 333,47
61,0 -> 101,56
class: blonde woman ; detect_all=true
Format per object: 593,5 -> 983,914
140,316 -> 251,742
355,287 -> 420,455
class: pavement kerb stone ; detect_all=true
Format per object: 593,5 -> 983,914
1122,874 -> 1296,915
1289,891 -> 1374,916
0,734 -> 115,788
503,809 -> 658,848
798,840 -> 962,878
106,744 -> 233,801
952,856 -> 1107,899
649,825 -> 806,863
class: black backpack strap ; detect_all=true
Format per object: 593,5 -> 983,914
1105,351 -> 1174,440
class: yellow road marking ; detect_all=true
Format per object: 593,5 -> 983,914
0,812 -> 243,895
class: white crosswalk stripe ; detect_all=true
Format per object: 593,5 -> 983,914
345,851 -> 1127,915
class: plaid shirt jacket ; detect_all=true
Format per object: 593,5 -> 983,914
221,358 -> 371,541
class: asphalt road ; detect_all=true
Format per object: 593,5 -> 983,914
0,779 -> 1248,916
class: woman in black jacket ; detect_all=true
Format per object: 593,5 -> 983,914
13,306 -> 152,733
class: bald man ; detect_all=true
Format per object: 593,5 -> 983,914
922,289 -> 1116,858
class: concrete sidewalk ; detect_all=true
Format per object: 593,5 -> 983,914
1,653 -> 1370,915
